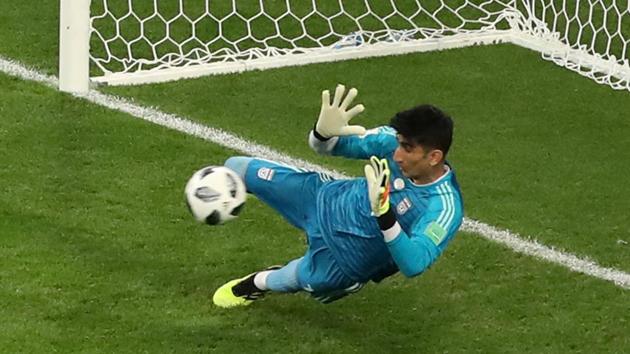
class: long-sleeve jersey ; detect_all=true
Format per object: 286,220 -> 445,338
309,126 -> 464,283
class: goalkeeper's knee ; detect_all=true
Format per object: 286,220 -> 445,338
224,156 -> 253,180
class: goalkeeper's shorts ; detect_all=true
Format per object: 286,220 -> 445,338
241,157 -> 332,232
238,158 -> 363,302
295,229 -> 365,303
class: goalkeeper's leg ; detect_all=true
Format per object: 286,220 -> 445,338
213,232 -> 363,307
213,256 -> 362,307
264,234 -> 364,304
224,156 -> 331,231
213,259 -> 305,308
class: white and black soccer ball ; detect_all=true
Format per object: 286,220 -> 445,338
184,166 -> 247,225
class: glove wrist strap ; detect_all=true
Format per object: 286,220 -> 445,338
312,123 -> 331,141
376,207 -> 397,231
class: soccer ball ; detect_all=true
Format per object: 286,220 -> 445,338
184,166 -> 247,225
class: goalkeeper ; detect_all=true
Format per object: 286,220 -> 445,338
213,84 -> 463,307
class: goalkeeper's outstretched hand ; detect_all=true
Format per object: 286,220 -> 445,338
315,84 -> 366,138
364,156 -> 391,217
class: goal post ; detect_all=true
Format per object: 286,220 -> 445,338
58,0 -> 630,93
59,0 -> 91,93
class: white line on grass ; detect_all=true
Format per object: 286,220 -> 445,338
2,56 -> 629,290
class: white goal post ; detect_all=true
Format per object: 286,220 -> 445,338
59,0 -> 630,93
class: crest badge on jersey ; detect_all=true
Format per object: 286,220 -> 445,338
396,197 -> 412,215
257,167 -> 275,181
393,178 -> 405,190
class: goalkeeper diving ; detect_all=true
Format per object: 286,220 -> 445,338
213,84 -> 464,307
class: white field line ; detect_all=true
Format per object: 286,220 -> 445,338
2,56 -> 629,290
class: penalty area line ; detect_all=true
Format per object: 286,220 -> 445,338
1,55 -> 629,290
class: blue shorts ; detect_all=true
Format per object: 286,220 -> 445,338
243,158 -> 324,232
242,158 -> 363,301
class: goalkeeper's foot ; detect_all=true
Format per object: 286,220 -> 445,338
212,266 -> 282,308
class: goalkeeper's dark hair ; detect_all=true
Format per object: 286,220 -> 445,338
389,104 -> 453,156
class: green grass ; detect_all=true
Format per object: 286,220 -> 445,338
1,72 -> 629,353
1,0 -> 630,352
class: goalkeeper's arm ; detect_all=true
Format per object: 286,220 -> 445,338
365,157 -> 440,277
309,84 -> 366,154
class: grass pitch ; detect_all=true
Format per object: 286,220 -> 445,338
1,0 -> 629,353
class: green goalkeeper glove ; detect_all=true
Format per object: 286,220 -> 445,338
314,84 -> 366,139
364,156 -> 391,217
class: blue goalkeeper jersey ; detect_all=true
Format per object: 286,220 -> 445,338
313,126 -> 464,283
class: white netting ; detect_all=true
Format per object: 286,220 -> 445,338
88,0 -> 630,90
514,0 -> 630,90
89,0 -> 517,83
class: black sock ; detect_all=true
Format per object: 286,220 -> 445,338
232,274 -> 263,297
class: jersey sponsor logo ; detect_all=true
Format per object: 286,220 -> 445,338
257,167 -> 275,181
396,197 -> 412,215
424,221 -> 447,245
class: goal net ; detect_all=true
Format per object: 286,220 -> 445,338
59,0 -> 630,91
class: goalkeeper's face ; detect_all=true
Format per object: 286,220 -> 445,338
394,135 -> 444,184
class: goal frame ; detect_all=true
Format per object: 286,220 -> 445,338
58,0 -> 630,93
